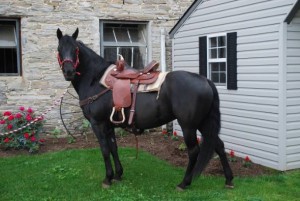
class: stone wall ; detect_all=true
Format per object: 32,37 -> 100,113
0,0 -> 193,134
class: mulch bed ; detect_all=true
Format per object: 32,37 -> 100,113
0,132 -> 275,177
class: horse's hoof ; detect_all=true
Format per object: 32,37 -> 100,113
225,184 -> 234,189
176,185 -> 185,191
102,182 -> 111,189
112,177 -> 122,182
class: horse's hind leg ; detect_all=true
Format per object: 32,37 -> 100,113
215,136 -> 234,188
177,128 -> 199,190
107,127 -> 123,181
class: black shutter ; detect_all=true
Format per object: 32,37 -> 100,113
227,32 -> 237,90
199,36 -> 207,77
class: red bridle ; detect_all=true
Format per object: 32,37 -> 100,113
57,47 -> 81,75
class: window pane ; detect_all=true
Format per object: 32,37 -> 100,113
211,63 -> 219,71
218,36 -> 226,47
220,62 -> 226,71
129,28 -> 137,42
210,37 -> 217,48
218,48 -> 226,58
119,47 -> 132,66
129,28 -> 146,44
133,47 -> 146,69
104,47 -> 117,62
0,48 -> 17,73
210,49 -> 217,58
114,28 -> 130,42
211,73 -> 219,83
0,25 -> 16,47
103,28 -> 115,42
220,72 -> 226,83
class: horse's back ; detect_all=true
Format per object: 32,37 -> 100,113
163,71 -> 214,104
134,71 -> 215,129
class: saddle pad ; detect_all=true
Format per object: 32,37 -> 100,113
137,72 -> 169,93
100,65 -> 169,93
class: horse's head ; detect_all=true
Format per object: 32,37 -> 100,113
56,28 -> 80,81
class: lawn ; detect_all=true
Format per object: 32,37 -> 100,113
0,148 -> 299,201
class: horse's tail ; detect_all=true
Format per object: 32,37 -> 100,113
192,79 -> 221,178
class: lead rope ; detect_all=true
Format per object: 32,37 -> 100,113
0,89 -> 68,136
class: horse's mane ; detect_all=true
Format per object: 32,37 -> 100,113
76,40 -> 113,84
77,41 -> 100,60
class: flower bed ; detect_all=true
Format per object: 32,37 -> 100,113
0,106 -> 45,153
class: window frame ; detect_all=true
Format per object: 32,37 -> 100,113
0,18 -> 21,76
99,20 -> 150,69
206,33 -> 227,87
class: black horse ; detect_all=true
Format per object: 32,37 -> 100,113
56,28 -> 233,190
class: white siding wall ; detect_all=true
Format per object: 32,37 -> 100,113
286,9 -> 300,170
173,0 -> 296,170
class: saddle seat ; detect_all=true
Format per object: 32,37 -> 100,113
104,59 -> 161,125
110,60 -> 160,84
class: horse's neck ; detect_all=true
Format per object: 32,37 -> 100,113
71,48 -> 108,99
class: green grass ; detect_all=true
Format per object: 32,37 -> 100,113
1,148 -> 299,201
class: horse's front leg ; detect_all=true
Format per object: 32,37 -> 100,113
107,125 -> 123,181
91,121 -> 114,188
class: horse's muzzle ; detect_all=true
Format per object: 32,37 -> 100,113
63,72 -> 75,81
62,64 -> 76,81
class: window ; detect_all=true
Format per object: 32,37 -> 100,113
0,19 -> 21,76
100,21 -> 148,69
199,32 -> 237,90
207,34 -> 227,86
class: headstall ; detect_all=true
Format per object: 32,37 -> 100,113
57,47 -> 81,75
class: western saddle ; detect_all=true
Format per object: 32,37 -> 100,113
104,56 -> 160,125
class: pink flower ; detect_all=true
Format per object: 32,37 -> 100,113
26,114 -> 32,121
0,120 -> 5,124
7,124 -> 13,130
27,108 -> 33,114
19,106 -> 25,111
39,139 -> 45,143
15,113 -> 22,119
173,131 -> 177,136
24,133 -> 30,139
8,115 -> 14,121
230,150 -> 235,158
162,130 -> 167,135
30,136 -> 36,142
4,138 -> 10,143
3,111 -> 12,116
245,156 -> 251,162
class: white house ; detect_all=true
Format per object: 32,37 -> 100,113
169,0 -> 300,171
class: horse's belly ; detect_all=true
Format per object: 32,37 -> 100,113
133,93 -> 174,129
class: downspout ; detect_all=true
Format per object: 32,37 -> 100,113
278,22 -> 287,171
161,28 -> 167,131
160,28 -> 166,72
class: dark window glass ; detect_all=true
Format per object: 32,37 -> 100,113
0,20 -> 20,75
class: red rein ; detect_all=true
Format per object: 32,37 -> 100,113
57,47 -> 81,75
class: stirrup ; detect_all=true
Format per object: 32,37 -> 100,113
110,107 -> 125,124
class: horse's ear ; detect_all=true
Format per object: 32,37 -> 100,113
57,28 -> 63,40
72,28 -> 79,40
